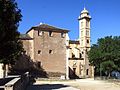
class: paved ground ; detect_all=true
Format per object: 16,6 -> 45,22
27,78 -> 120,90
27,81 -> 79,90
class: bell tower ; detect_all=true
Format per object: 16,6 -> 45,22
78,8 -> 92,77
78,7 -> 91,49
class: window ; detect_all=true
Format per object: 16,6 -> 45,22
49,31 -> 53,37
49,50 -> 53,54
37,62 -> 41,68
86,21 -> 89,27
86,69 -> 89,75
72,53 -> 75,58
38,30 -> 44,36
79,53 -> 82,58
82,51 -> 84,54
81,40 -> 83,46
81,22 -> 83,27
86,31 -> 89,36
61,32 -> 65,38
87,39 -> 89,43
81,31 -> 83,36
38,50 -> 41,54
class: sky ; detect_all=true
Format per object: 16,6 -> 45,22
17,0 -> 120,44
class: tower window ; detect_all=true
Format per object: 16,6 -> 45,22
49,31 -> 53,37
87,40 -> 89,43
81,40 -> 83,46
86,21 -> 89,27
86,31 -> 89,36
81,31 -> 83,36
81,22 -> 83,27
49,50 -> 53,54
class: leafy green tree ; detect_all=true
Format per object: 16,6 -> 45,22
88,36 -> 120,78
0,0 -> 23,65
101,61 -> 117,77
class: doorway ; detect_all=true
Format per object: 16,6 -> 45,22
73,68 -> 76,75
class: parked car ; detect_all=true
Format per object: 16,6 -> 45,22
111,71 -> 120,79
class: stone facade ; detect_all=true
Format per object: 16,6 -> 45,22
18,24 -> 69,78
17,8 -> 94,79
32,25 -> 69,75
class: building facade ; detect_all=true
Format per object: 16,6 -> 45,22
18,8 -> 94,79
18,24 -> 69,78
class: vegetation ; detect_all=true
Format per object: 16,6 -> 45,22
88,36 -> 120,78
0,0 -> 23,65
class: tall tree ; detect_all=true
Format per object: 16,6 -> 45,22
0,0 -> 23,65
88,36 -> 120,77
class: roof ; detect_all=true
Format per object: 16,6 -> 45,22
26,24 -> 69,33
69,40 -> 80,44
19,34 -> 33,40
81,7 -> 89,14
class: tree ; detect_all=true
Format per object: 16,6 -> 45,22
88,36 -> 120,78
0,0 -> 23,77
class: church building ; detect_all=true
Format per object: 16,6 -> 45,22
17,8 -> 94,79
68,8 -> 94,79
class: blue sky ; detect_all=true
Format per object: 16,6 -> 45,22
17,0 -> 120,44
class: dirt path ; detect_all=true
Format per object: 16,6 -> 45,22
27,78 -> 120,90
27,80 -> 79,90
71,78 -> 120,90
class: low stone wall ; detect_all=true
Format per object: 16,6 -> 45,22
5,78 -> 21,90
0,72 -> 30,90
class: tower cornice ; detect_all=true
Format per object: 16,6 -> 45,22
78,16 -> 91,20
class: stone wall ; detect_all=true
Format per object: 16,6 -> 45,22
33,30 -> 67,75
0,72 -> 30,90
